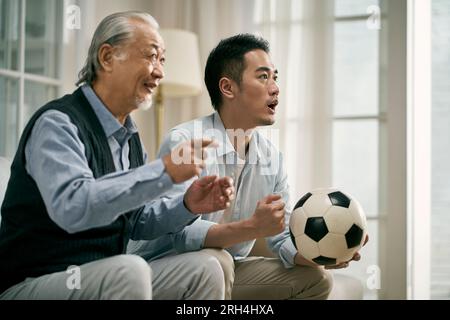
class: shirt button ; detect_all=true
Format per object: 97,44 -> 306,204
157,182 -> 163,188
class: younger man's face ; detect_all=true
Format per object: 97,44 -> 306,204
234,49 -> 279,127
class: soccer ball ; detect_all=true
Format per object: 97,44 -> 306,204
289,188 -> 367,266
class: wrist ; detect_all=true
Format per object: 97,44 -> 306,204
183,195 -> 193,213
242,218 -> 261,239
183,194 -> 202,215
162,154 -> 175,183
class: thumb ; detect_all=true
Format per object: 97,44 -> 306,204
195,175 -> 218,187
263,194 -> 282,204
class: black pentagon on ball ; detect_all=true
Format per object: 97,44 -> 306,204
328,191 -> 351,208
305,217 -> 328,242
313,256 -> 337,266
289,228 -> 298,250
345,224 -> 364,248
293,192 -> 312,210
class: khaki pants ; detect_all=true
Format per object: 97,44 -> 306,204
0,255 -> 152,300
231,257 -> 333,300
149,248 -> 233,300
0,249 -> 233,300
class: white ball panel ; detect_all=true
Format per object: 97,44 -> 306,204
349,199 -> 367,229
337,247 -> 359,264
318,233 -> 349,259
311,187 -> 340,195
323,206 -> 354,234
289,207 -> 307,237
296,234 -> 320,261
303,193 -> 333,218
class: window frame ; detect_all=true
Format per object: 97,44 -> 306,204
406,0 -> 431,300
0,0 -> 63,155
331,1 -> 385,300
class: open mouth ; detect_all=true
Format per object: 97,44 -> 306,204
267,100 -> 278,113
144,82 -> 157,94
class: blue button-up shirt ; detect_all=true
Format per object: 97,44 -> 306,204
128,112 -> 298,268
24,85 -> 196,239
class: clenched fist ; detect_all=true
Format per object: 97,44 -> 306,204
248,194 -> 286,238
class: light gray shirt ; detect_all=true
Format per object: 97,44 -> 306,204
128,112 -> 297,268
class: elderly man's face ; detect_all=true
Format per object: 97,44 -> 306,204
111,21 -> 165,111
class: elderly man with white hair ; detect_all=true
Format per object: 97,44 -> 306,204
0,11 -> 234,300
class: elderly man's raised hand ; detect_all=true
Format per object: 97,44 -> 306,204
162,138 -> 218,183
184,176 -> 235,214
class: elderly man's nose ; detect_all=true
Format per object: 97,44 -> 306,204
152,64 -> 164,79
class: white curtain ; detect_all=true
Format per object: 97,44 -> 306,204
252,0 -> 333,204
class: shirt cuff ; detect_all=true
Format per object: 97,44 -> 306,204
179,219 -> 217,252
135,158 -> 170,184
167,193 -> 198,227
278,237 -> 298,269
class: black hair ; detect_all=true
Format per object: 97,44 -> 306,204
204,33 -> 270,111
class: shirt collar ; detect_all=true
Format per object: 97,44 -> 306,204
212,112 -> 262,162
212,112 -> 235,158
81,85 -> 138,138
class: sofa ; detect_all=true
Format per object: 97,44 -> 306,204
0,156 -> 363,299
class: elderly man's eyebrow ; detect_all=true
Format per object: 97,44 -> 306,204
141,45 -> 166,57
150,43 -> 166,53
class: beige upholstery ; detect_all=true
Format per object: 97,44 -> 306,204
328,273 -> 364,300
250,238 -> 364,300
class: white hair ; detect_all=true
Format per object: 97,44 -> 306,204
76,11 -> 159,86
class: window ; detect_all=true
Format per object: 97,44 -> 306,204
252,0 -> 416,299
331,0 -> 382,300
0,0 -> 63,158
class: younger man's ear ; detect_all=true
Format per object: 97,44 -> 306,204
219,77 -> 236,100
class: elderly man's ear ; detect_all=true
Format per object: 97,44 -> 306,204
97,43 -> 115,72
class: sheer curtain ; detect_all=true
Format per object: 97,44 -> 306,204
253,0 -> 333,204
144,0 -> 327,203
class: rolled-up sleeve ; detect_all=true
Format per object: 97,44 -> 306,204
170,218 -> 217,253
